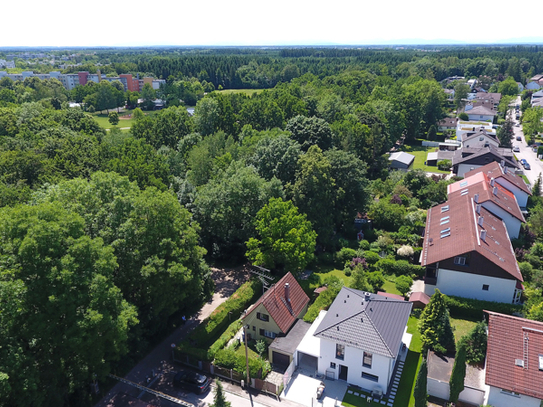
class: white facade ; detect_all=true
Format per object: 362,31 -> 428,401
479,200 -> 522,239
458,163 -> 483,178
456,121 -> 494,140
462,134 -> 499,149
317,336 -> 395,393
495,178 -> 529,208
467,112 -> 494,122
428,378 -> 485,405
486,385 -> 541,407
435,268 -> 518,303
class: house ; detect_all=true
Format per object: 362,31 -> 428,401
464,161 -> 532,209
460,127 -> 499,149
466,105 -> 496,122
531,89 -> 543,106
456,120 -> 495,141
438,117 -> 458,132
452,145 -> 518,178
484,311 -> 543,407
526,74 -> 543,91
426,150 -> 454,167
295,288 -> 412,394
443,88 -> 455,101
517,82 -> 524,93
474,92 -> 501,109
388,152 -> 415,171
421,192 -> 524,303
447,171 -> 525,239
242,272 -> 309,342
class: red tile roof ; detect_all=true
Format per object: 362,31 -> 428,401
485,311 -> 543,399
243,272 -> 309,334
464,161 -> 532,196
448,172 -> 525,222
409,291 -> 430,305
421,193 -> 523,282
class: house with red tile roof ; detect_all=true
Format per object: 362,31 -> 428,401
464,161 -> 532,208
448,171 -> 525,239
421,193 -> 523,303
484,311 -> 543,407
242,272 -> 309,342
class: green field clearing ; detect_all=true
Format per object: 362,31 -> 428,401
401,145 -> 450,174
92,111 -> 136,129
216,88 -> 265,96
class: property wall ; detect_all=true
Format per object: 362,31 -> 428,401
428,379 -> 484,405
481,201 -> 521,239
317,338 -> 393,393
486,386 -> 541,407
244,303 -> 282,342
436,268 -> 517,303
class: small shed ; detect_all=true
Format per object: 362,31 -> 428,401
389,152 -> 415,171
268,319 -> 311,371
409,291 -> 430,309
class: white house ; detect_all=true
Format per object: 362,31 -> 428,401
421,192 -> 524,303
467,105 -> 496,122
295,288 -> 412,394
456,120 -> 495,141
484,311 -> 543,407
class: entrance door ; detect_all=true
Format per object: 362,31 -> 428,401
339,364 -> 348,381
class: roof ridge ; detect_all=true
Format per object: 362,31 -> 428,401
360,309 -> 394,357
314,309 -> 365,336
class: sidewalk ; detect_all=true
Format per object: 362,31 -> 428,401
220,381 -> 306,407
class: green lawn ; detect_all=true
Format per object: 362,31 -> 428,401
450,317 -> 477,344
298,266 -> 351,294
382,276 -> 402,296
401,145 -> 450,174
216,88 -> 265,96
92,110 -> 136,129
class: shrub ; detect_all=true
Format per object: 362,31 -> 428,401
377,258 -> 424,277
460,321 -> 487,365
437,159 -> 451,171
359,239 -> 370,250
304,277 -> 343,322
208,319 -> 243,359
396,275 -> 413,297
335,247 -> 357,266
363,250 -> 381,265
397,245 -> 414,258
518,262 -> 534,282
443,295 -> 523,320
367,271 -> 385,292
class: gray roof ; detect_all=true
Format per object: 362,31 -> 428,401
314,287 -> 412,358
389,152 -> 415,166
269,319 -> 311,356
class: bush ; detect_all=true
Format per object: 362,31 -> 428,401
459,321 -> 487,365
304,277 -> 343,322
363,250 -> 381,265
367,271 -> 385,292
396,275 -> 413,297
443,295 -> 524,320
437,159 -> 451,171
335,247 -> 357,267
214,347 -> 271,380
208,319 -> 243,359
518,262 -> 534,282
359,240 -> 370,250
397,245 -> 414,258
376,258 -> 424,277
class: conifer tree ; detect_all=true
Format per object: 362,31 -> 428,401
419,289 -> 456,354
210,380 -> 231,407
449,342 -> 467,403
414,359 -> 428,407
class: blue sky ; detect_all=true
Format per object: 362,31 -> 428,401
3,0 -> 542,47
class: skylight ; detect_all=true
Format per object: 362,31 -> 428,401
539,355 -> 543,371
440,228 -> 450,234
460,181 -> 468,187
440,219 -> 450,226
440,232 -> 451,239
441,205 -> 450,213
461,189 -> 469,196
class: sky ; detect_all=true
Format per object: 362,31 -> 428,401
3,0 -> 543,47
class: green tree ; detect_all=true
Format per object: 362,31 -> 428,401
194,97 -> 220,136
246,197 -> 316,272
461,321 -> 488,365
286,115 -> 333,151
108,111 -> 119,126
141,83 -> 156,110
418,289 -> 456,354
209,380 -> 232,407
459,112 -> 469,121
414,358 -> 428,407
454,83 -> 470,111
0,203 -> 138,406
395,275 -> 413,297
522,106 -> 543,137
497,118 -> 514,148
449,342 -> 467,403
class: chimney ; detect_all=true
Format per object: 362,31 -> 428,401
476,204 -> 481,214
478,216 -> 484,226
480,229 -> 487,242
490,177 -> 495,187
474,193 -> 479,203
504,166 -> 507,174
284,283 -> 290,303
493,186 -> 498,196
365,292 -> 371,301
500,159 -> 505,168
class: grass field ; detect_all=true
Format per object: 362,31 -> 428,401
92,110 -> 136,129
401,145 -> 450,174
450,317 -> 477,343
216,88 -> 265,96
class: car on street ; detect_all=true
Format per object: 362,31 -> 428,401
516,136 -> 522,141
524,162 -> 531,170
520,159 -> 527,166
173,370 -> 211,394
513,146 -> 520,152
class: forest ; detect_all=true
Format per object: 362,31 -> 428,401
2,45 -> 543,406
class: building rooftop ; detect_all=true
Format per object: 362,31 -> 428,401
389,152 -> 415,166
269,319 -> 311,356
464,161 -> 531,196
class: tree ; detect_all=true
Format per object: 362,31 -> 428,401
395,275 -> 413,297
418,289 -> 456,354
461,321 -> 487,365
499,76 -> 519,97
194,97 -> 220,136
286,115 -> 333,151
246,197 -> 316,272
454,83 -> 470,111
427,124 -> 437,141
108,111 -> 119,126
459,112 -> 469,121
414,358 -> 428,407
497,118 -> 514,148
141,83 -> 156,110
522,106 -> 543,137
0,203 -> 138,406
449,342 -> 467,403
209,380 -> 231,407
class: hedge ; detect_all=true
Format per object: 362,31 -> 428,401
304,280 -> 343,323
444,295 -> 524,320
376,258 -> 424,277
208,319 -> 243,360
214,347 -> 271,380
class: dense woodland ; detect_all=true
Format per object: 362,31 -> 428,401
2,46 -> 543,406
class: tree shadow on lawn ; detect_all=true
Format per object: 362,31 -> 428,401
393,349 -> 421,407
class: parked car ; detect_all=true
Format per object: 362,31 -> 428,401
524,162 -> 531,170
516,136 -> 522,141
520,159 -> 527,166
513,146 -> 520,152
173,371 -> 211,394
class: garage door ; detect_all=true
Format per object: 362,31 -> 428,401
272,351 -> 290,369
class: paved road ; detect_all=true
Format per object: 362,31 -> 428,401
96,266 -> 251,407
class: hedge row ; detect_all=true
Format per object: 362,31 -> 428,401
303,281 -> 343,323
444,295 -> 524,320
215,347 -> 271,381
376,258 -> 424,277
208,319 -> 243,360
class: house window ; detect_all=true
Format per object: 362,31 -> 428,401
454,256 -> 466,266
500,389 -> 520,397
259,328 -> 276,338
363,352 -> 372,368
257,312 -> 269,322
336,344 -> 345,360
330,362 -> 336,369
252,326 -> 255,331
482,284 -> 489,291
362,372 -> 379,382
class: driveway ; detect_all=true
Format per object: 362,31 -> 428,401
282,372 -> 348,407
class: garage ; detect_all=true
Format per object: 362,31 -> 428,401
272,351 -> 290,370
297,352 -> 318,372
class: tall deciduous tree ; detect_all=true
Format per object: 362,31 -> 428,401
286,115 -> 333,151
194,97 -> 220,136
449,342 -> 467,403
246,197 -> 316,272
414,359 -> 428,407
418,289 -> 456,354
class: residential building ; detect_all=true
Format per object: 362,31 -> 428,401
466,105 -> 496,122
421,192 -> 524,303
452,145 -> 518,178
484,311 -> 543,407
437,117 -> 458,132
295,288 -> 412,394
460,127 -> 499,149
242,272 -> 309,342
530,89 -> 543,106
456,120 -> 495,141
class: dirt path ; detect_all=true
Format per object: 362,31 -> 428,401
96,265 -> 251,407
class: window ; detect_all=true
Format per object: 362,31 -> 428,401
362,372 -> 379,382
330,362 -> 336,369
454,256 -> 466,266
539,354 -> 543,371
336,344 -> 345,360
259,328 -> 276,338
482,284 -> 489,291
500,389 -> 520,397
257,312 -> 269,322
252,326 -> 255,331
363,352 -> 372,368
